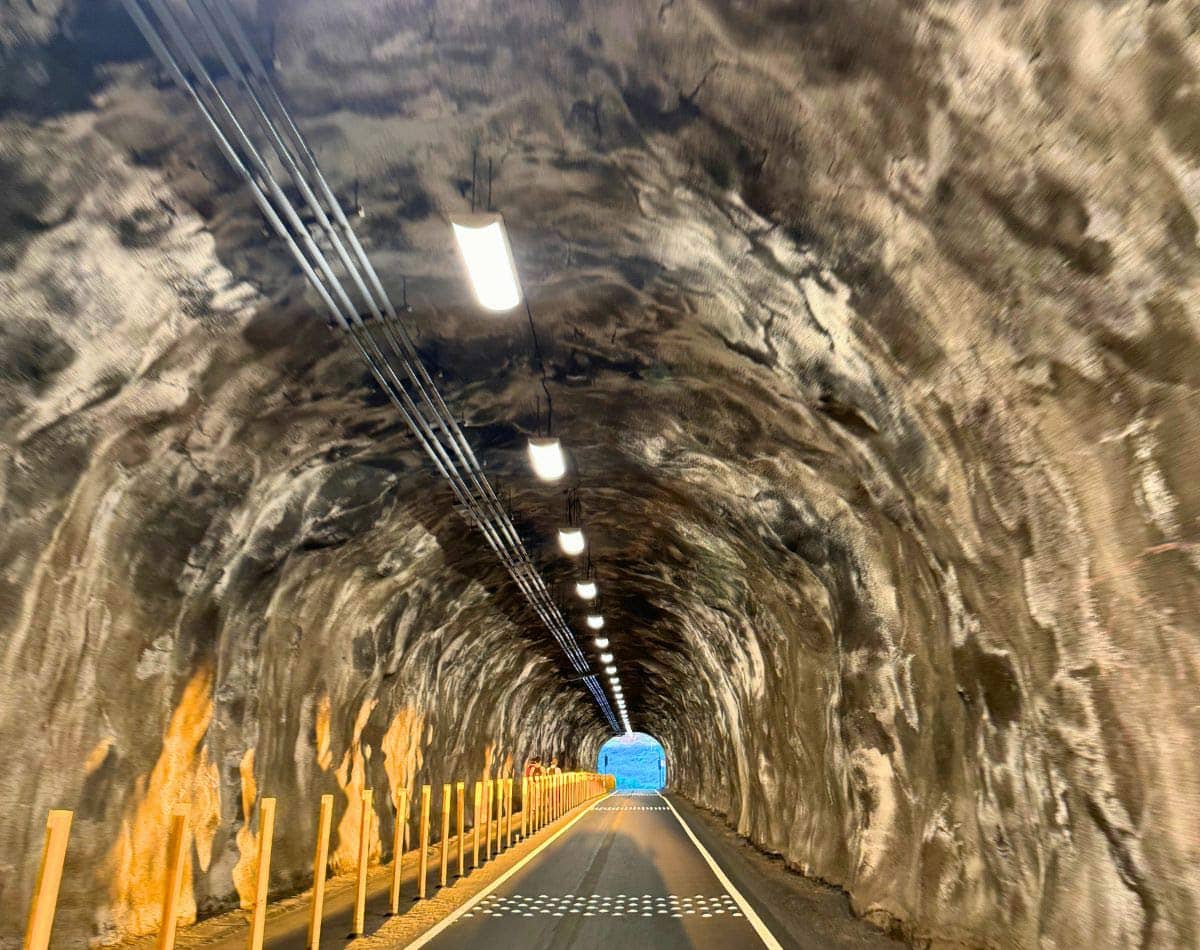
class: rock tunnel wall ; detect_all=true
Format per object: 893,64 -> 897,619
2,0 -> 1200,947
0,106 -> 604,943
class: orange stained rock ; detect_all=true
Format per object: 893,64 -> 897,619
330,698 -> 380,873
105,665 -> 220,937
314,696 -> 333,772
381,707 -> 425,810
230,747 -> 259,908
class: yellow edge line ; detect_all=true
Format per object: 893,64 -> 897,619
658,791 -> 784,950
402,792 -> 613,949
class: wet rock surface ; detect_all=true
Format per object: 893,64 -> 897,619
1,1 -> 1199,946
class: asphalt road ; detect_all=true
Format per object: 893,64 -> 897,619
424,791 -> 768,950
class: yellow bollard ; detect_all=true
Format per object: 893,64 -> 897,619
493,777 -> 502,854
156,805 -> 190,950
389,788 -> 408,915
247,797 -> 276,950
505,778 -> 514,849
352,790 -> 373,935
439,784 -> 451,887
308,794 -> 333,949
417,785 -> 431,899
494,776 -> 503,853
520,777 -> 527,840
23,809 -> 73,950
455,782 -> 465,877
472,781 -> 482,869
484,780 -> 494,861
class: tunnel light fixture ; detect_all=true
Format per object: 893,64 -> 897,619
449,212 -> 521,312
586,614 -> 604,630
609,675 -> 620,684
527,437 -> 566,482
594,637 -> 609,649
605,665 -> 617,675
558,528 -> 586,557
600,652 -> 614,664
576,580 -> 598,601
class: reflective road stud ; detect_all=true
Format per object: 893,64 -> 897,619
307,794 -> 333,949
23,809 -> 72,950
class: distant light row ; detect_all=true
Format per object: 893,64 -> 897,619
451,212 -> 630,733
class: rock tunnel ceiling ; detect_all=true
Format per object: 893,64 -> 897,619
2,0 -> 1199,946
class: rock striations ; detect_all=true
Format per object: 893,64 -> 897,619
0,1 -> 1197,946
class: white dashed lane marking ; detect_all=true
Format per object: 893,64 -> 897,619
594,805 -> 668,811
458,893 -> 744,921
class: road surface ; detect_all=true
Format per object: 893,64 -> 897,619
420,791 -> 774,949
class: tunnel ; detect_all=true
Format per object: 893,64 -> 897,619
2,1 -> 1199,948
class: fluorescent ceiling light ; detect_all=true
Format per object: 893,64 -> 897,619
558,528 -> 586,557
449,212 -> 521,311
594,637 -> 609,649
599,652 -> 613,664
576,580 -> 597,600
586,615 -> 604,630
527,437 -> 565,482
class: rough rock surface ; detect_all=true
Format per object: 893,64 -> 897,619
1,1 -> 1198,947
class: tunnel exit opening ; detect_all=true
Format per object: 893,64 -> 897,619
597,732 -> 666,790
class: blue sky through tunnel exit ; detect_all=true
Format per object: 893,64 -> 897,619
597,732 -> 665,790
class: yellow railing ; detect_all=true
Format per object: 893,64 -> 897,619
22,769 -> 615,949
